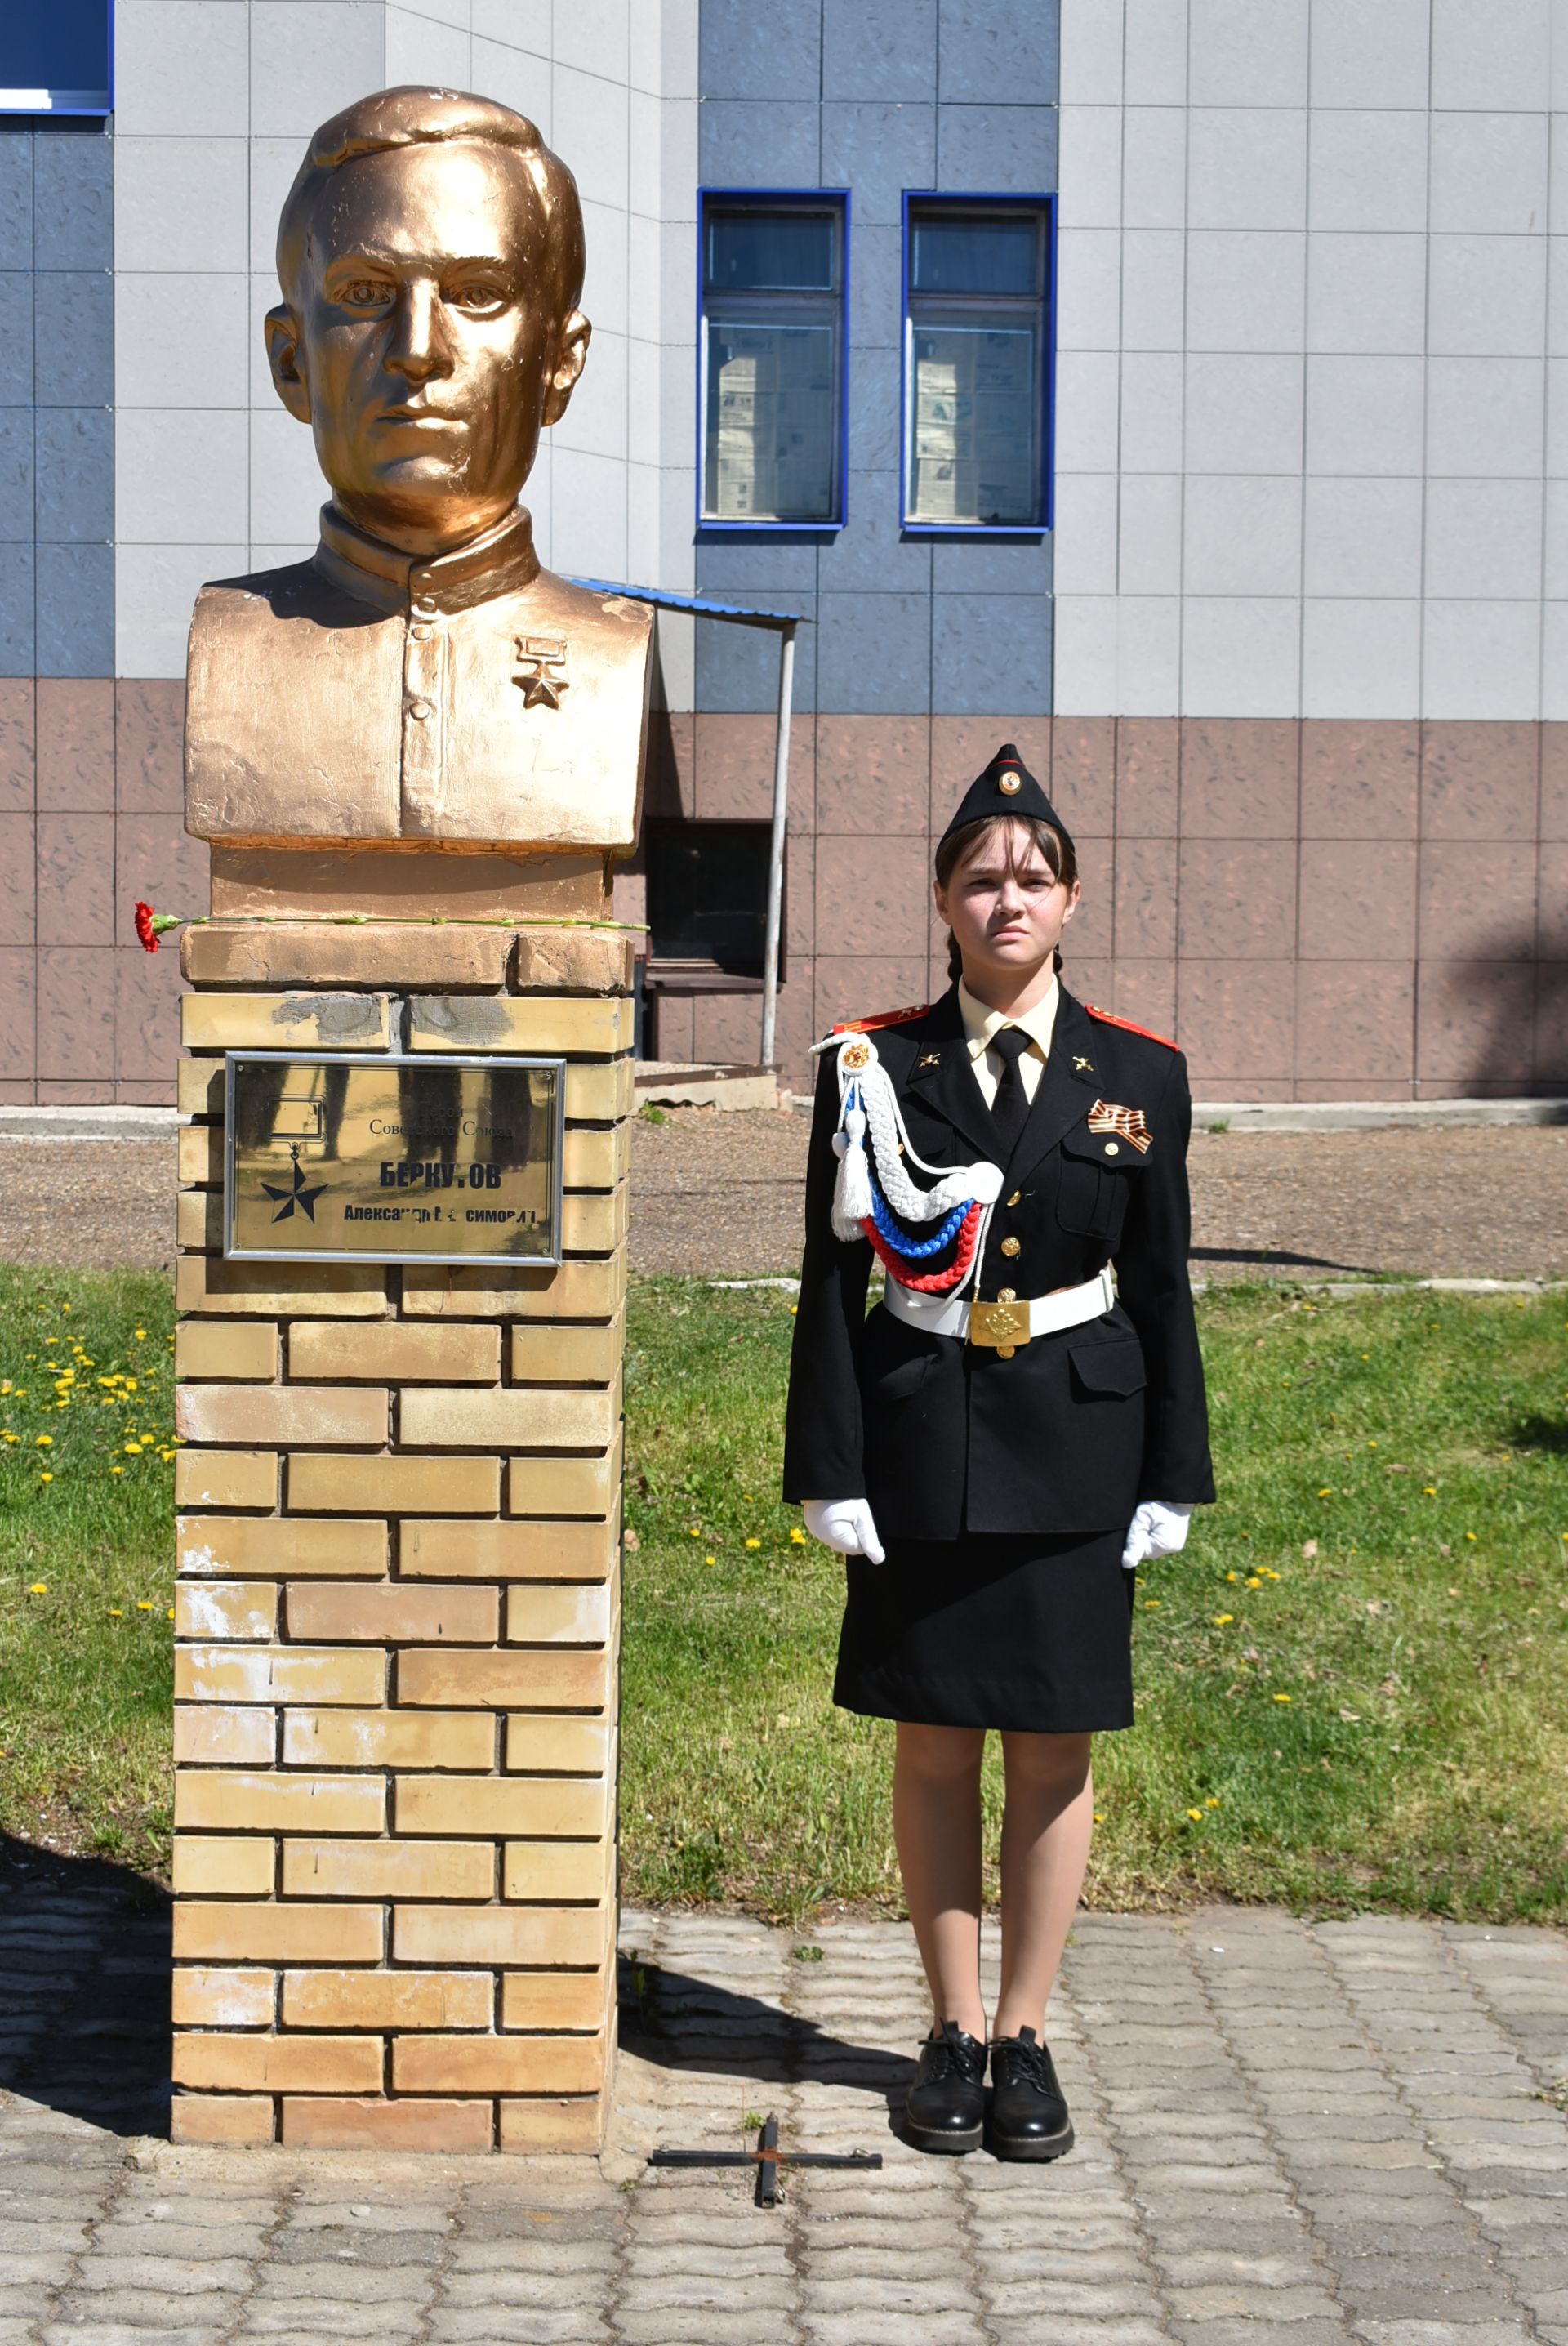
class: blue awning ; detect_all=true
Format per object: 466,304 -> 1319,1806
566,578 -> 806,630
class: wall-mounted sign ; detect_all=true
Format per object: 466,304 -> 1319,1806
224,1052 -> 565,1267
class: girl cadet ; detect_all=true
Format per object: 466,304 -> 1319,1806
783,743 -> 1214,2162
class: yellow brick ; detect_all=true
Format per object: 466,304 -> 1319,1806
281,1838 -> 494,1900
396,1775 -> 607,1838
562,1122 -> 630,1189
563,1056 -> 635,1120
175,1770 -> 386,1835
178,1122 -> 224,1185
282,2096 -> 493,2152
174,1450 -> 278,1510
499,2097 -> 604,2153
506,1585 -> 613,1645
561,1184 -> 628,1253
185,921 -> 510,991
511,928 -> 635,992
503,1839 -> 613,1903
175,1705 -> 276,1766
176,1188 -> 220,1251
176,1645 -> 388,1706
180,991 -> 393,1051
509,1434 -> 621,1519
501,1968 -> 610,2032
401,1518 -> 614,1582
290,1322 -> 500,1383
172,1835 -> 277,1896
402,1247 -> 626,1321
282,1969 -> 492,2031
510,1315 -> 623,1386
172,2094 -> 276,2147
173,1901 -> 384,1964
392,2033 -> 604,2094
399,1385 -> 617,1450
397,1648 -> 608,1710
282,1708 -> 495,1771
178,1058 -> 225,1116
177,1256 -> 387,1316
288,1452 -> 500,1514
172,1967 -> 276,2027
408,995 -> 626,1055
177,1385 -> 387,1447
286,1581 -> 497,1645
175,1581 -> 279,1642
179,1514 -> 388,1580
505,1715 -> 613,1775
393,1905 -> 604,1965
176,1321 -> 277,1381
173,2032 -> 385,2094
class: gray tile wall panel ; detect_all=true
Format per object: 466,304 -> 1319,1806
822,0 -> 938,102
696,597 -> 819,711
697,100 -> 822,185
820,105 -> 936,224
935,100 -> 1058,190
932,593 -> 1053,714
0,140 -> 31,273
0,543 -> 34,674
938,0 -> 1059,104
37,543 -> 114,676
34,274 -> 114,408
817,484 -> 933,594
36,412 -> 114,543
700,0 -> 822,99
33,134 -> 113,271
0,413 -> 33,541
817,591 -> 933,711
0,276 -> 30,406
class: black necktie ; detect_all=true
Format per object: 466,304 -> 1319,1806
988,1026 -> 1034,1160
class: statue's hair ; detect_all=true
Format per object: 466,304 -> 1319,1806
276,86 -> 586,320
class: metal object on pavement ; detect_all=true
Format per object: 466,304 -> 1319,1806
649,2113 -> 882,2207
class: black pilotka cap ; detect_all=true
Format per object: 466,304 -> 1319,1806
938,742 -> 1073,851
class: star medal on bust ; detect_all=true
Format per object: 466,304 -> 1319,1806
822,1033 -> 1003,1295
514,633 -> 570,708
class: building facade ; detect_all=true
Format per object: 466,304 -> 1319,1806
1,0 -> 1564,1102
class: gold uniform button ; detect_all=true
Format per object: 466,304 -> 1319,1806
408,700 -> 434,721
1006,1189 -> 1021,1206
999,774 -> 1022,794
1104,1140 -> 1120,1156
997,1287 -> 1016,1304
1000,1235 -> 1021,1257
997,1344 -> 1016,1359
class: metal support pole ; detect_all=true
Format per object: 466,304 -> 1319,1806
759,621 -> 796,1069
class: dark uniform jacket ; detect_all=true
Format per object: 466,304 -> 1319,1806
782,984 -> 1216,1541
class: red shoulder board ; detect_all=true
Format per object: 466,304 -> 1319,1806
832,1001 -> 931,1036
1085,1003 -> 1178,1050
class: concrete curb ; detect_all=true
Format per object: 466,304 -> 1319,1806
0,1105 -> 180,1140
1193,1096 -> 1566,1131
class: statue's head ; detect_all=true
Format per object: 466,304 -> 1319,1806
266,87 -> 589,556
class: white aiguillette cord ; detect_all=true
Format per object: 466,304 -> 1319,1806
822,1033 -> 1001,1275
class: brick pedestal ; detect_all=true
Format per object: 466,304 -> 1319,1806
168,914 -> 631,2152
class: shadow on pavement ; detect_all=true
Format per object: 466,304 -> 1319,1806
1190,1244 -> 1378,1273
0,1832 -> 172,2139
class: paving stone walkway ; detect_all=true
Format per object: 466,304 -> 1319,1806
2,1877 -> 1566,2344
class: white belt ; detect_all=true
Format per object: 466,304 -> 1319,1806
881,1264 -> 1116,1349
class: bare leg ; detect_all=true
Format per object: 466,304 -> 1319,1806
992,1730 -> 1094,2040
893,1721 -> 987,2040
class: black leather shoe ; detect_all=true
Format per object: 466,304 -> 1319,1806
987,2027 -> 1074,2161
903,2020 -> 986,2153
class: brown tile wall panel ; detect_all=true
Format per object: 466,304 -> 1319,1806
1536,966 -> 1568,1084
1420,721 -> 1539,841
0,949 -> 35,1084
0,680 -> 34,811
35,680 -> 114,812
1178,839 -> 1298,961
1177,961 -> 1297,1085
693,712 -> 813,825
1295,965 -> 1416,1085
117,813 -> 211,948
932,716 -> 1052,810
115,679 -> 185,812
816,831 -> 929,959
37,948 -> 116,1083
1297,841 -> 1417,961
1115,718 -> 1178,837
813,955 -> 930,1030
115,947 -> 184,1087
0,816 -> 35,947
1301,721 -> 1419,838
1109,959 -> 1178,1040
1539,845 -> 1568,960
1179,718 -> 1299,838
1418,842 -> 1538,964
816,716 -> 930,834
1048,716 -> 1114,833
1114,839 -> 1178,958
37,813 -> 115,946
1415,961 -> 1537,1085
1544,728 -> 1568,840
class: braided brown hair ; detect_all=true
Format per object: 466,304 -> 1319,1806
933,814 -> 1078,985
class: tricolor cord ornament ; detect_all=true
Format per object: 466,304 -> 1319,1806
827,1033 -> 1002,1296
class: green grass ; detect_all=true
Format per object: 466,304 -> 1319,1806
2,1265 -> 1565,1923
0,1266 -> 177,1873
620,1278 -> 1568,1924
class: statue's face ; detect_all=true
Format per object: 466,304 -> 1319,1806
267,140 -> 588,555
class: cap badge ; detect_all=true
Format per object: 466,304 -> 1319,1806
917,1050 -> 942,1069
999,774 -> 1022,795
839,1038 -> 872,1073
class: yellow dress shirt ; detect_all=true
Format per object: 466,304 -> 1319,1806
957,976 -> 1061,1108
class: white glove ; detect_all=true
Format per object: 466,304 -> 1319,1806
802,1498 -> 886,1565
1121,1500 -> 1192,1571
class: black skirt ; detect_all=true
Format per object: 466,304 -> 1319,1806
833,1528 -> 1136,1733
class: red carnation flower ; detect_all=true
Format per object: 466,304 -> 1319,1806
134,902 -> 158,952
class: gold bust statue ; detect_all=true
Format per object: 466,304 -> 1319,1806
185,87 -> 652,857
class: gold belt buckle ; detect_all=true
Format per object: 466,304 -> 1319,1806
968,1295 -> 1030,1350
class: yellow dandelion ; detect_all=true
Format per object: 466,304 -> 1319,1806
27,1582 -> 47,1594
167,1608 -> 175,1620
789,1528 -> 806,1545
1143,1598 -> 1160,1608
133,1329 -> 145,1340
136,1601 -> 154,1612
1205,1796 -> 1220,1808
123,1443 -> 143,1456
790,1304 -> 798,1314
1246,1574 -> 1263,1589
1226,1570 -> 1240,1583
688,1526 -> 701,1537
108,1607 -> 122,1617
1187,1808 -> 1203,1821
1423,1485 -> 1437,1496
1093,1810 -> 1104,1822
109,1466 -> 122,1475
38,1471 -> 52,1483
745,1537 -> 761,1550
1317,1487 -> 1333,1497
1273,1693 -> 1292,1703
1214,1612 -> 1234,1626
34,1434 -> 51,1447
1465,1531 -> 1477,1541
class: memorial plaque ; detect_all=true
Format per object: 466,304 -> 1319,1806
225,1051 -> 565,1265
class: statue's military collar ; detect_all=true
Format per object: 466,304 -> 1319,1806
313,502 -> 541,618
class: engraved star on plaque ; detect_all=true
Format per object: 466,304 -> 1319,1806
514,632 -> 570,709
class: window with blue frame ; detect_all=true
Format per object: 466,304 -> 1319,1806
902,198 -> 1054,532
0,0 -> 112,113
699,194 -> 848,529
